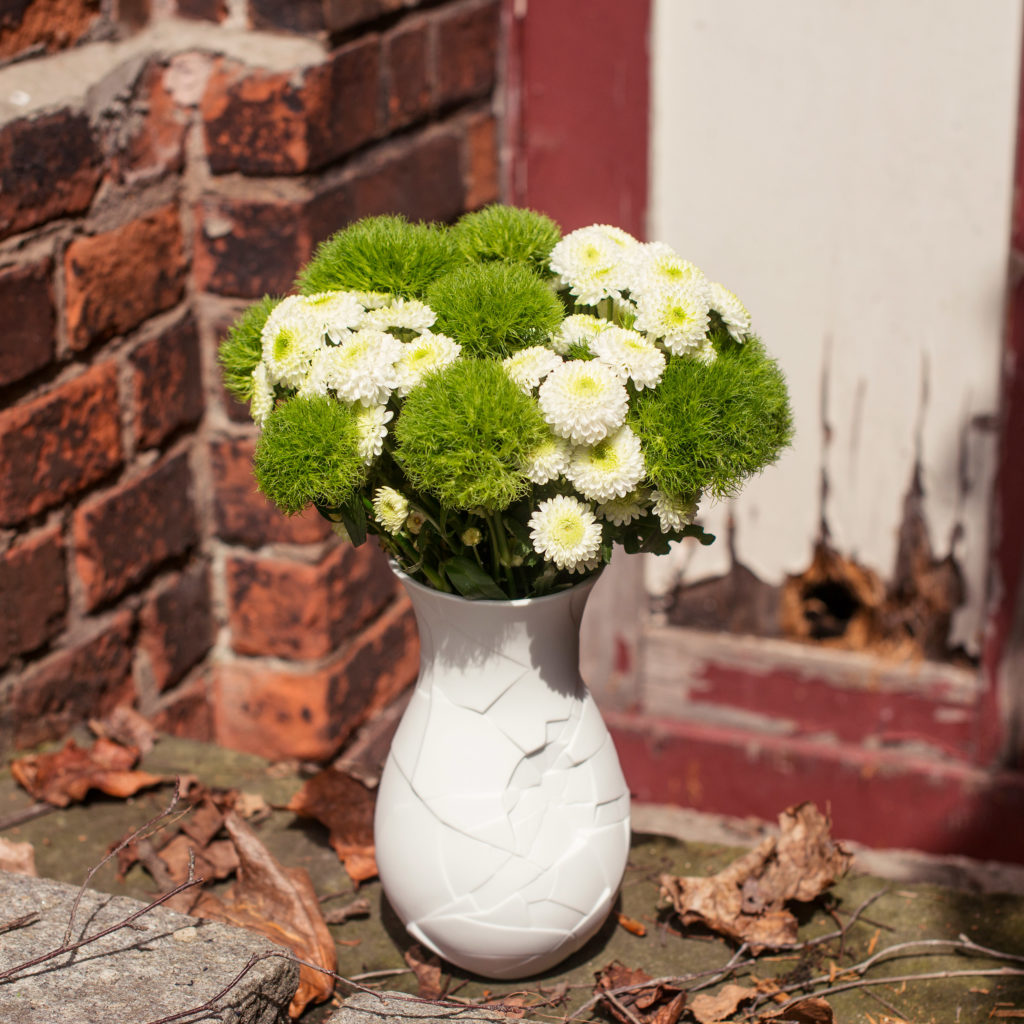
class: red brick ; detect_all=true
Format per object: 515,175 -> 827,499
0,259 -> 56,387
151,672 -> 214,740
383,17 -> 431,131
0,524 -> 66,668
104,61 -> 187,184
201,42 -> 380,175
249,0 -> 324,34
323,0 -> 405,34
343,128 -> 465,225
210,434 -> 332,547
436,0 -> 500,108
0,362 -> 122,527
175,0 -> 226,20
0,0 -> 99,62
464,111 -> 499,209
64,205 -> 186,351
130,313 -> 203,450
194,196 -> 308,298
7,611 -> 134,750
115,0 -> 149,29
226,542 -> 397,659
213,596 -> 418,761
73,451 -> 198,610
139,562 -> 213,693
0,108 -> 102,240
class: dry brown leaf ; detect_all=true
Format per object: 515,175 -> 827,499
287,767 -> 378,884
594,961 -> 687,1024
10,738 -> 164,808
234,790 -> 271,821
0,836 -> 37,876
190,812 -> 336,1018
404,943 -> 444,1000
89,706 -> 157,755
763,996 -> 834,1022
158,833 -> 239,885
689,983 -> 758,1024
659,803 -> 851,953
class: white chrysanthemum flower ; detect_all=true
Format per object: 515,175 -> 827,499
565,425 -> 646,504
634,281 -> 711,355
359,297 -> 436,332
462,526 -> 482,546
709,281 -> 751,342
250,361 -> 275,425
372,486 -> 409,534
395,331 -> 461,397
589,326 -> 666,389
538,359 -> 629,445
627,241 -> 704,295
597,489 -> 648,526
528,494 -> 603,572
302,291 -> 365,341
502,346 -> 563,394
406,509 -> 426,535
261,294 -> 324,388
549,225 -> 638,305
695,338 -> 718,366
651,490 -> 699,533
354,403 -> 393,465
551,313 -> 609,355
351,291 -> 391,309
523,433 -> 572,485
322,329 -> 403,406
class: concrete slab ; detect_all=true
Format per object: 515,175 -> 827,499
0,872 -> 299,1024
326,991 -> 531,1024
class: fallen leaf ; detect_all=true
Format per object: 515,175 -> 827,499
287,767 -> 378,884
234,790 -> 271,821
659,803 -> 852,952
617,912 -> 647,936
0,836 -> 36,876
10,738 -> 164,808
89,706 -> 157,755
190,812 -> 336,1018
763,996 -> 834,1022
594,961 -> 686,1024
404,943 -> 444,1000
688,983 -> 757,1024
158,833 -> 239,885
323,897 -> 371,925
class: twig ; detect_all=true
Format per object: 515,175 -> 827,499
349,968 -> 414,982
0,912 -> 40,936
63,777 -> 186,947
599,990 -> 644,1024
0,801 -> 55,831
770,966 -> 1024,1013
688,942 -> 752,994
0,875 -> 206,984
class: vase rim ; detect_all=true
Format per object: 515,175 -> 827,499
389,561 -> 603,608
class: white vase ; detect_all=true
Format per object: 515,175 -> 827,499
374,569 -> 631,980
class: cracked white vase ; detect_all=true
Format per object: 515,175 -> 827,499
374,569 -> 631,980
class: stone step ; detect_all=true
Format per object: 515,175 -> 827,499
0,872 -> 298,1024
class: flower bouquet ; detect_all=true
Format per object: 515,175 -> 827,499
219,205 -> 792,600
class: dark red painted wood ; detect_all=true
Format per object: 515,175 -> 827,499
507,0 -> 650,238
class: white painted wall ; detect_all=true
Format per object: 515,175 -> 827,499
646,0 -> 1022,654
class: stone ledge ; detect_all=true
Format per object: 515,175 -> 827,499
0,872 -> 298,1024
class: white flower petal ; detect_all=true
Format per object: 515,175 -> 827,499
527,494 -> 603,572
538,359 -> 629,445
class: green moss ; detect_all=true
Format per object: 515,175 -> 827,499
395,360 -> 548,511
218,295 -> 276,403
253,396 -> 365,515
425,261 -> 565,358
296,215 -> 458,298
452,204 -> 561,273
630,336 -> 793,499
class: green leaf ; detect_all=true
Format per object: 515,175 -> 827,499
315,494 -> 367,546
680,523 -> 716,546
443,557 -> 508,600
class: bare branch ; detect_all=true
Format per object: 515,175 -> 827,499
0,801 -> 55,832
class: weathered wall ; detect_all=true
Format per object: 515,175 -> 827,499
0,0 -> 502,759
646,0 -> 1021,662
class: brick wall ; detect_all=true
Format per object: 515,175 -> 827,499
0,0 -> 502,760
